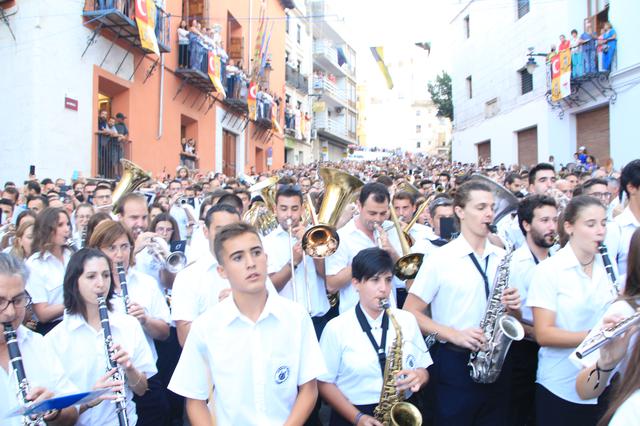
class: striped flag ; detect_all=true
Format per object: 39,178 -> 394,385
370,46 -> 393,90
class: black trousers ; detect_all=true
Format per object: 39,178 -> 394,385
535,384 -> 600,426
507,339 -> 539,426
329,403 -> 377,426
133,373 -> 170,426
154,327 -> 184,426
396,287 -> 408,309
430,342 -> 511,426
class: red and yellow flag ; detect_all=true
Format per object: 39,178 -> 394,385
207,51 -> 226,97
247,81 -> 258,121
271,102 -> 282,135
135,0 -> 159,56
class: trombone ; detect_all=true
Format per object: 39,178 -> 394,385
389,207 -> 425,281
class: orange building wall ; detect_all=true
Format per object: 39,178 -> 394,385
89,0 -> 286,178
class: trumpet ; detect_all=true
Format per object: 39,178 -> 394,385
148,237 -> 188,273
286,218 -> 298,304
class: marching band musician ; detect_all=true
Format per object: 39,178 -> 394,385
0,253 -> 79,425
392,190 -> 430,242
263,185 -> 330,334
318,247 -> 431,426
526,195 -> 618,425
171,204 -> 242,347
573,227 -> 640,402
169,223 -> 326,425
25,207 -> 74,335
612,160 -> 640,276
411,196 -> 455,256
404,180 -> 521,426
507,195 -> 558,426
326,183 -> 402,313
44,248 -> 155,426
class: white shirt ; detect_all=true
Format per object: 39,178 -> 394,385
326,218 -> 400,313
613,207 -> 640,276
1,326 -> 78,426
111,269 -> 171,361
318,306 -> 432,405
187,224 -> 209,263
133,249 -> 162,292
526,244 -> 618,404
571,298 -> 639,385
263,225 -> 330,317
409,235 -> 506,331
509,243 -> 542,324
168,292 -> 327,426
25,249 -> 72,316
609,389 -> 640,426
170,204 -> 196,243
44,311 -> 157,426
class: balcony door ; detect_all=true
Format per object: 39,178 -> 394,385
222,129 -> 237,177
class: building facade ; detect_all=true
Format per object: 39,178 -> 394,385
310,0 -> 357,162
450,0 -> 637,169
0,0 -> 289,184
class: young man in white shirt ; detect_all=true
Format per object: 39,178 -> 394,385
263,185 -> 330,333
326,183 -> 402,313
171,203 -> 241,346
404,180 -> 522,426
169,222 -> 326,425
613,160 -> 640,276
507,194 -> 558,426
0,253 -> 79,426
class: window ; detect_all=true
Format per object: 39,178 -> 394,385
485,98 -> 499,118
297,24 -> 301,44
466,76 -> 473,99
285,14 -> 290,33
416,125 -> 422,134
517,0 -> 530,19
519,69 -> 533,94
463,15 -> 470,38
416,141 -> 421,148
416,110 -> 421,116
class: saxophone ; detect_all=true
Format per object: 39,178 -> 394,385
373,299 -> 422,426
468,248 -> 524,384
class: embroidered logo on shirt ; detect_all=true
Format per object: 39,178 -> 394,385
275,366 -> 290,384
406,354 -> 416,368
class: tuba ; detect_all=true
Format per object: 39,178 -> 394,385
301,168 -> 363,258
468,247 -> 524,383
374,299 -> 423,426
470,174 -> 519,226
242,176 -> 280,236
111,159 -> 152,214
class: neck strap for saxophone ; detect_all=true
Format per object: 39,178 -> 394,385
355,302 -> 389,376
468,253 -> 490,298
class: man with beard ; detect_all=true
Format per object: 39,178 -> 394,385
507,195 -> 558,426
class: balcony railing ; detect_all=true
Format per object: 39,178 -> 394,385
285,65 -> 309,93
95,133 -> 131,179
314,113 -> 349,140
313,77 -> 346,103
83,0 -> 171,53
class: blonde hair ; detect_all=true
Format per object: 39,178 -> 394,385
10,222 -> 35,260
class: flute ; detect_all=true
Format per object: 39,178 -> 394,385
576,311 -> 640,359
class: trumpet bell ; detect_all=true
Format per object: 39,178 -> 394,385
112,159 -> 152,214
394,253 -> 424,281
165,251 -> 188,274
302,225 -> 340,258
390,401 -> 423,426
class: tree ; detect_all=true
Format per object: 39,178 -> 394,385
428,71 -> 453,121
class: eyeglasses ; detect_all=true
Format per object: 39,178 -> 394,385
0,293 -> 32,312
590,192 -> 612,200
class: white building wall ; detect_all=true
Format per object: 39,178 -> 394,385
0,0 -> 135,184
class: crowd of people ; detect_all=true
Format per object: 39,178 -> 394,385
0,153 -> 639,426
555,20 -> 617,78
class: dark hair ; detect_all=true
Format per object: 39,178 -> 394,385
571,29 -> 578,35
622,227 -> 640,304
429,196 -> 454,219
15,210 -> 37,228
439,172 -> 451,181
453,181 -> 491,210
198,195 -> 215,220
558,195 -> 605,246
26,181 -> 41,194
376,175 -> 394,187
115,192 -> 148,216
85,212 -> 113,245
63,248 -> 114,318
517,195 -> 557,236
2,186 -> 19,201
217,193 -> 244,214
582,178 -> 609,192
275,185 -> 303,205
504,172 -> 521,186
88,220 -> 135,266
40,178 -> 53,186
151,213 -> 181,242
32,207 -> 70,256
620,160 -> 640,200
205,203 -> 241,229
26,194 -> 49,209
359,182 -> 390,205
94,183 -> 112,193
352,247 -> 394,281
213,222 -> 261,264
0,198 -> 14,209
528,163 -> 556,185
393,191 -> 415,205
233,188 -> 251,200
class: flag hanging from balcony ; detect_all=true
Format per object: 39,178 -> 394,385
370,47 -> 393,90
207,51 -> 226,98
135,0 -> 159,56
550,48 -> 571,101
271,102 -> 283,135
251,5 -> 267,78
247,81 -> 258,121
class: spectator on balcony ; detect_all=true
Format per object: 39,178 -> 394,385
186,139 -> 196,156
176,167 -> 190,182
580,20 -> 597,75
294,106 -> 302,140
558,34 -> 570,51
114,113 -> 129,142
188,20 -> 203,71
597,27 -> 606,72
177,20 -> 189,68
570,29 -> 583,78
601,21 -> 617,72
226,60 -> 239,99
285,103 -> 294,130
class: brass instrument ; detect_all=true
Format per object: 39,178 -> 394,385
389,207 -> 424,281
470,174 -> 519,226
302,168 -> 364,258
396,182 -> 421,199
242,176 -> 280,236
468,246 -> 524,383
286,217 -> 298,304
373,299 -> 423,426
148,237 -> 188,273
576,310 -> 640,359
111,159 -> 152,214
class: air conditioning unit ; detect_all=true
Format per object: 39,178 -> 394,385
335,106 -> 344,114
310,129 -> 318,139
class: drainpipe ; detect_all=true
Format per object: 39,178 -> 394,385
157,52 -> 165,139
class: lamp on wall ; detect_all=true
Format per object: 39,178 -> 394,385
525,47 -> 549,75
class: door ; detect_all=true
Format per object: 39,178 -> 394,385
223,130 -> 237,177
517,127 -> 538,168
576,106 -> 610,164
477,140 -> 491,165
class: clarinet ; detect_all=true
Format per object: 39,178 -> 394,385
599,243 -> 619,294
116,263 -> 130,314
97,295 -> 130,426
3,323 -> 44,426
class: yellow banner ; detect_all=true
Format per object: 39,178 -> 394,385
208,52 -> 226,98
135,0 -> 159,56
